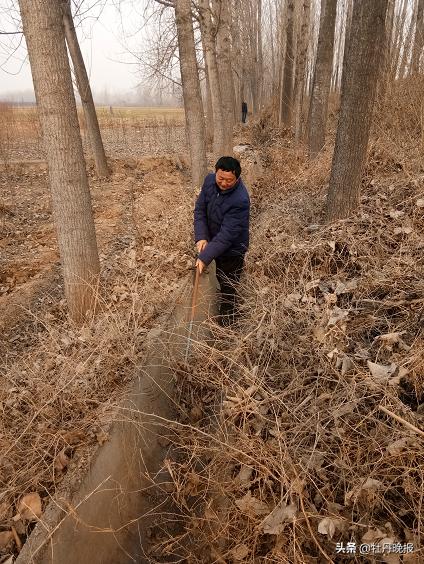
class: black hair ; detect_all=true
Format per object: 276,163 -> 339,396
215,156 -> 241,179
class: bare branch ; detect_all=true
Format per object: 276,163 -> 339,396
154,0 -> 174,7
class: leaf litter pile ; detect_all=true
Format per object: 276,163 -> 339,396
157,124 -> 423,561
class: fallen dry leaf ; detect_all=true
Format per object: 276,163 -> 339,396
235,491 -> 269,517
367,361 -> 397,381
231,544 -> 249,561
62,430 -> 85,445
341,355 -> 353,375
394,226 -> 413,235
313,325 -> 326,343
189,405 -> 203,422
362,477 -> 383,490
333,401 -> 356,418
54,449 -> 69,472
317,517 -> 343,539
386,437 -> 415,455
235,465 -> 253,484
345,477 -> 383,505
375,331 -> 406,345
327,307 -> 349,327
361,527 -> 386,543
17,492 -> 42,521
261,503 -> 297,535
334,279 -> 358,295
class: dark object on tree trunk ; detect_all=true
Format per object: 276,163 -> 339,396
242,101 -> 248,123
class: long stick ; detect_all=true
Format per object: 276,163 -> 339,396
378,405 -> 424,439
184,266 -> 201,363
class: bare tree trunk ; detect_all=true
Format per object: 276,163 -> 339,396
294,0 -> 311,142
280,0 -> 295,126
269,0 -> 277,101
175,0 -> 207,190
331,0 -> 349,93
232,0 -> 242,121
326,0 -> 388,222
199,0 -> 225,158
391,0 -> 408,78
215,0 -> 236,153
379,0 -> 396,97
412,0 -> 424,74
18,0 -> 100,324
202,41 -> 214,148
307,0 -> 337,157
257,0 -> 264,112
249,0 -> 260,114
399,4 -> 417,78
277,0 -> 288,121
62,0 -> 109,177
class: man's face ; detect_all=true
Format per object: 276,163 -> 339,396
216,169 -> 238,190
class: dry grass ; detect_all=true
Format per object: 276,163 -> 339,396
149,82 -> 424,563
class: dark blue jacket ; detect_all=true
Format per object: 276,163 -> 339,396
194,173 -> 250,266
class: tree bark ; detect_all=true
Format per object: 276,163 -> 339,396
175,0 -> 207,190
326,0 -> 388,222
231,0 -> 243,121
277,0 -> 288,121
294,0 -> 310,142
269,0 -> 277,100
62,0 -> 109,177
199,0 -> 225,158
280,0 -> 295,126
379,0 -> 396,97
18,0 -> 100,324
257,0 -> 264,112
202,41 -> 214,149
399,3 -> 417,78
249,0 -> 259,114
307,0 -> 337,157
411,0 -> 424,74
390,0 -> 408,79
331,0 -> 347,92
215,0 -> 236,154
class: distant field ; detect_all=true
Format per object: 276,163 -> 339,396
7,105 -> 184,121
0,104 -> 186,159
96,106 -> 184,120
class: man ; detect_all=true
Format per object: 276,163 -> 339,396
194,156 -> 250,325
241,101 -> 248,123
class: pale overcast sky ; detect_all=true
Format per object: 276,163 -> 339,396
0,1 -> 153,100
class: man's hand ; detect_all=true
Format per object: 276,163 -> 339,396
196,259 -> 206,274
196,239 -> 208,253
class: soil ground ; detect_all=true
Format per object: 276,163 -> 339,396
0,107 -> 197,559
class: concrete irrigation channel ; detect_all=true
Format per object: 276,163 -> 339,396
17,268 -> 217,564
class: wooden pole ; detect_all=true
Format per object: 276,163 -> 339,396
184,266 -> 201,362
